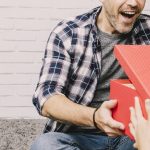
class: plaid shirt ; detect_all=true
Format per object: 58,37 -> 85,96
33,7 -> 150,133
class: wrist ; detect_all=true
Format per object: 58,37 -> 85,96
93,107 -> 99,129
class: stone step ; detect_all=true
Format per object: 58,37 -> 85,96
0,119 -> 47,150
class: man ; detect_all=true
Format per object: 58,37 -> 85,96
31,0 -> 150,149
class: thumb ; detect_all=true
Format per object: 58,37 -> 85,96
145,99 -> 150,120
105,99 -> 118,109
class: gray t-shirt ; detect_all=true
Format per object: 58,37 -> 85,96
68,29 -> 129,133
89,29 -> 128,108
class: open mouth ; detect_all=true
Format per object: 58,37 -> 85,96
120,11 -> 136,19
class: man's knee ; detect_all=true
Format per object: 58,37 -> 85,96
30,132 -> 79,150
31,133 -> 54,150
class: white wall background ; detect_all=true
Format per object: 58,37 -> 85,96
0,0 -> 150,118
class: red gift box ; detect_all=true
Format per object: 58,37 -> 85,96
110,79 -> 147,140
114,45 -> 150,99
110,45 -> 150,140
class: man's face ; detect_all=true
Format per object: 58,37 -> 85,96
100,0 -> 146,34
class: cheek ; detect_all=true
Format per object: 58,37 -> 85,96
136,0 -> 146,11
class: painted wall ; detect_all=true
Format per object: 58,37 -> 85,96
0,0 -> 149,118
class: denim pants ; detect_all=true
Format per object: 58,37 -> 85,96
31,132 -> 135,150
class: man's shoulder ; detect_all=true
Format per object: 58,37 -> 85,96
134,14 -> 150,31
138,13 -> 150,21
132,14 -> 150,44
53,7 -> 100,35
64,7 -> 100,26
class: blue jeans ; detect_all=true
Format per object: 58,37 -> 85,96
31,132 -> 135,150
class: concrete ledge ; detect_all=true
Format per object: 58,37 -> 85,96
0,119 -> 47,150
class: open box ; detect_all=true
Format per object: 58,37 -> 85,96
110,45 -> 150,140
110,79 -> 147,140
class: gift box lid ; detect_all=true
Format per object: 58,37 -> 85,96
114,45 -> 150,100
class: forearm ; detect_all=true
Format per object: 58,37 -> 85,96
42,94 -> 95,127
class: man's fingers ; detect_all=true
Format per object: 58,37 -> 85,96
103,125 -> 123,136
106,118 -> 125,130
134,97 -> 143,118
105,99 -> 117,109
145,99 -> 150,120
106,130 -> 123,136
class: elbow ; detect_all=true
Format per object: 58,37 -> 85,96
41,105 -> 48,117
41,97 -> 56,118
41,101 -> 52,118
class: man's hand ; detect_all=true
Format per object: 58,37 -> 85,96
129,97 -> 150,150
95,100 -> 125,136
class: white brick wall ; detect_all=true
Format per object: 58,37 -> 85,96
0,0 -> 149,118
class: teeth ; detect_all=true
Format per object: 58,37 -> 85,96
123,12 -> 135,15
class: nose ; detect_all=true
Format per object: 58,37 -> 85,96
126,0 -> 138,7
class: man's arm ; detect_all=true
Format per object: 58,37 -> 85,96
42,94 -> 95,127
34,24 -> 124,135
42,94 -> 125,136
